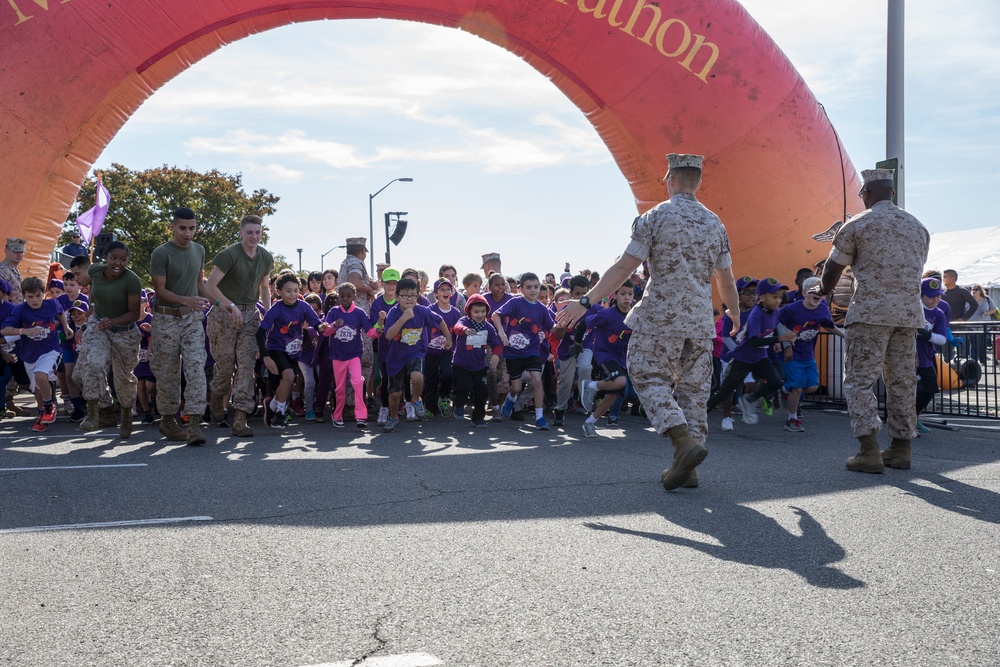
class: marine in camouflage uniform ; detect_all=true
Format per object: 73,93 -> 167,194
557,154 -> 740,491
78,322 -> 140,411
0,238 -> 26,305
819,168 -> 930,473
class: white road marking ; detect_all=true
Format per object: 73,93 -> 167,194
0,516 -> 213,534
0,463 -> 148,472
302,652 -> 443,667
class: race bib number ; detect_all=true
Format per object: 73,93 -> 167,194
797,328 -> 819,342
138,348 -> 150,362
428,334 -> 446,351
465,330 -> 488,348
508,332 -> 531,350
400,328 -> 422,346
335,327 -> 357,343
285,338 -> 303,355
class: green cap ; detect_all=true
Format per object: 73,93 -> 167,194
381,268 -> 401,282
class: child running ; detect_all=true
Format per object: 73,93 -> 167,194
579,282 -> 634,437
1,277 -> 73,432
324,282 -> 373,428
257,273 -> 328,428
451,294 -> 503,426
776,276 -> 843,432
492,272 -> 556,430
382,277 -> 452,432
425,278 -> 461,416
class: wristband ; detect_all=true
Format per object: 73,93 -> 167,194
215,300 -> 221,307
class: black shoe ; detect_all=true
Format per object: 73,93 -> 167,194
142,410 -> 155,424
553,410 -> 565,426
510,410 -> 524,421
263,398 -> 273,428
68,410 -> 86,423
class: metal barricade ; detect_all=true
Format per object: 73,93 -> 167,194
807,324 -> 1000,419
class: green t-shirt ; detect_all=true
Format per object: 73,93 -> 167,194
213,243 -> 274,305
149,240 -> 206,307
88,263 -> 142,320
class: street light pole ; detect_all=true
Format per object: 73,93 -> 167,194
887,0 -> 904,207
368,177 -> 413,275
296,248 -> 303,273
320,245 -> 346,272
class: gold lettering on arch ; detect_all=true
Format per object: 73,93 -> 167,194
7,0 -> 71,27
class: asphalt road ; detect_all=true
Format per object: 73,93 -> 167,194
2,404 -> 998,666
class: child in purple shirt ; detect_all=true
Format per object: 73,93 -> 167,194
451,294 -> 503,426
1,277 -> 73,431
324,282 -> 374,428
483,272 -> 513,420
706,278 -> 796,425
916,277 -> 949,433
425,279 -> 462,416
382,278 -> 451,432
776,277 -> 844,432
297,293 -> 323,422
256,274 -> 327,428
369,268 -> 400,425
579,282 -> 633,437
493,272 -> 556,430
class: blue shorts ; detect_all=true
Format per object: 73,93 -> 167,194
782,358 -> 819,391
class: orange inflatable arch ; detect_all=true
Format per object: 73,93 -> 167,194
1,0 -> 862,279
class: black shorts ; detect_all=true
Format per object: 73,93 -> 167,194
597,360 -> 626,382
505,356 -> 543,379
268,350 -> 297,375
389,357 -> 424,393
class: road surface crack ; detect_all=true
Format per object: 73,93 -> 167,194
351,613 -> 390,666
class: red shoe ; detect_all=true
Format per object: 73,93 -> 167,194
290,397 -> 305,417
40,404 -> 57,424
31,417 -> 46,432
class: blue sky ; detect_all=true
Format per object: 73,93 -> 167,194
95,1 -> 1000,281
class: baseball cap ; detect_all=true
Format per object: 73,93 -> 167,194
736,275 -> 758,292
756,277 -> 788,296
921,277 -> 944,298
380,268 -> 401,282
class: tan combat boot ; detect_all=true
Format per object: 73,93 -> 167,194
846,433 -> 885,473
209,393 -> 226,426
79,400 -> 101,432
98,405 -> 117,428
681,469 -> 699,488
881,438 -> 911,470
119,407 -> 133,439
158,414 -> 187,442
186,419 -> 207,446
231,409 -> 254,438
660,424 -> 708,491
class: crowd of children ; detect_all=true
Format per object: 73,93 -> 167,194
0,254 -> 953,442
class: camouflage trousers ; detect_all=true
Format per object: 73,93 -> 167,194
150,310 -> 207,417
76,320 -> 140,409
844,323 -> 917,440
206,305 -> 260,413
627,334 -> 713,444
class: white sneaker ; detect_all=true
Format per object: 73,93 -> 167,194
738,394 -> 759,425
721,416 -> 735,431
377,407 -> 389,425
404,402 -> 417,422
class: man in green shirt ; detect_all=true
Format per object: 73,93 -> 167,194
204,214 -> 273,437
149,207 -> 212,446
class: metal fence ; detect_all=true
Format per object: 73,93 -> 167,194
807,322 -> 1000,420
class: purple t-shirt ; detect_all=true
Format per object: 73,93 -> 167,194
3,300 -> 64,363
57,293 -> 89,312
586,305 -> 632,367
485,292 -> 513,315
369,294 -> 398,358
731,304 -> 779,364
918,305 -> 948,369
384,304 -> 440,376
452,316 -> 502,372
778,300 -> 836,362
324,303 -> 372,362
428,303 -> 461,357
259,299 -> 322,360
134,313 -> 153,376
494,296 -> 556,360
719,307 -> 752,363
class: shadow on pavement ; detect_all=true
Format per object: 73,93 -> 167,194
584,503 -> 865,590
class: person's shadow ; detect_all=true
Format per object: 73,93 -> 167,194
891,472 -> 1000,524
585,503 -> 865,589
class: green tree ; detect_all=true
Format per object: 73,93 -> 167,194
62,164 -> 279,284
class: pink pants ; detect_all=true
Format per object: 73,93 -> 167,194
333,358 -> 367,421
